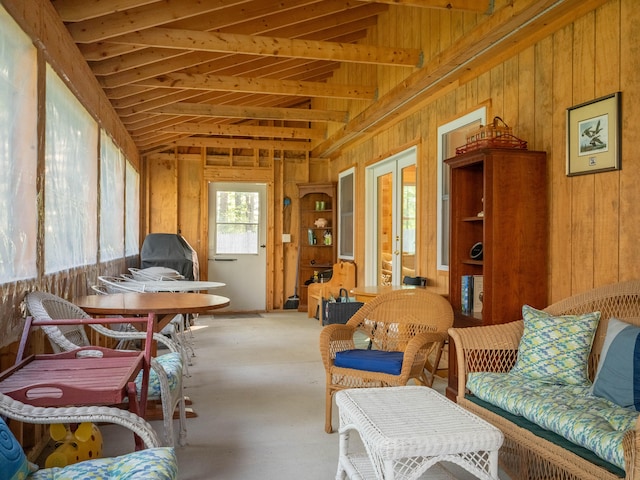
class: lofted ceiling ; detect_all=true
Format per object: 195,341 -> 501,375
50,0 -> 491,156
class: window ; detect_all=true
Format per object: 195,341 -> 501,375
338,167 -> 355,260
99,131 -> 125,261
0,6 -> 38,283
436,107 -> 486,270
44,64 -> 98,273
125,162 -> 140,257
215,191 -> 260,254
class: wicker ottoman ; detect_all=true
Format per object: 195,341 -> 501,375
335,386 -> 504,480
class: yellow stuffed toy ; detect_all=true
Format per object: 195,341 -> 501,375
45,423 -> 103,468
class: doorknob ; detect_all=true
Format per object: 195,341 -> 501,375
260,244 -> 266,248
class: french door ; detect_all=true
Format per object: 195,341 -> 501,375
365,147 -> 417,286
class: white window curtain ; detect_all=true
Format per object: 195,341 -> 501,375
44,64 -> 98,273
125,162 -> 140,257
0,6 -> 38,283
100,130 -> 125,261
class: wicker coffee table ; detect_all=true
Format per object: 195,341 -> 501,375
335,386 -> 504,480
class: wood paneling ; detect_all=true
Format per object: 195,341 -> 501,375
326,0 -> 634,303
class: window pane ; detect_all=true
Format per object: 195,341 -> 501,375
125,162 -> 140,256
401,165 -> 416,278
216,191 -> 259,254
216,224 -> 258,254
437,108 -> 485,270
45,64 -> 98,273
338,168 -> 354,260
0,6 -> 37,283
216,191 -> 259,223
100,131 -> 125,261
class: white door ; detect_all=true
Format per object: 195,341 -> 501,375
208,182 -> 267,311
365,147 -> 417,286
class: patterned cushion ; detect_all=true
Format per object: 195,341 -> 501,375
592,317 -> 640,410
136,352 -> 182,398
509,305 -> 600,385
467,372 -> 638,470
334,350 -> 404,375
29,447 -> 177,480
0,418 -> 33,480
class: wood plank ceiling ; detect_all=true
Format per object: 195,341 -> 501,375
50,0 -> 490,156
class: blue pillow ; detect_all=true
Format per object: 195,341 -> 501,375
0,417 -> 32,480
592,317 -> 640,410
334,350 -> 404,375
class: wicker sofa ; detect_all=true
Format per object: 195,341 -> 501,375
449,280 -> 640,480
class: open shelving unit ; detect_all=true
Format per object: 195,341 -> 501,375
297,183 -> 337,311
445,148 -> 548,399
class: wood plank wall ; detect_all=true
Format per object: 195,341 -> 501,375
321,0 -> 638,304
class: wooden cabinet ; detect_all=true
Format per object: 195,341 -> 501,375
445,148 -> 548,399
297,183 -> 337,311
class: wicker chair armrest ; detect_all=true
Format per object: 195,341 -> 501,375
0,393 -> 161,449
448,320 -> 524,400
318,324 -> 357,368
401,331 -> 448,376
91,324 -> 179,353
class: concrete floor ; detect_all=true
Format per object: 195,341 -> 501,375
99,311 -> 507,479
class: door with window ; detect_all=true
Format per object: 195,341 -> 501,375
365,148 -> 417,286
208,182 -> 267,311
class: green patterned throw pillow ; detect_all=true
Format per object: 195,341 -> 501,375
509,305 -> 600,386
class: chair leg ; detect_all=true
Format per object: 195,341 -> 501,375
150,358 -> 187,447
176,388 -> 188,447
325,388 -> 334,434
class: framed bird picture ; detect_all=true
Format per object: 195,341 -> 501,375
567,92 -> 621,176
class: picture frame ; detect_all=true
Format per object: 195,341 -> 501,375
566,92 -> 621,176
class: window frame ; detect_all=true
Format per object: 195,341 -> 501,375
436,107 -> 486,271
338,167 -> 355,260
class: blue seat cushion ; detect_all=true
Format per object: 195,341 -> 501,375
135,352 -> 182,398
334,350 -> 404,375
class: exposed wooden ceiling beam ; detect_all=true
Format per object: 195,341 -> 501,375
79,0 -> 371,61
90,8 -> 382,87
149,102 -> 348,123
174,137 -> 312,151
157,123 -> 326,140
66,0 -> 254,43
51,0 -> 161,22
107,28 -> 422,67
134,73 -> 375,100
110,59 -> 340,114
357,0 -> 491,13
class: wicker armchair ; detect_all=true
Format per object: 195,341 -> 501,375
24,291 -> 187,447
0,391 -> 161,449
319,288 -> 453,433
0,395 -> 179,479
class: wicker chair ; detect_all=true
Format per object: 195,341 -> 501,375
319,288 -> 453,433
0,390 -> 161,449
94,279 -> 193,375
24,291 -> 187,447
0,393 -> 179,479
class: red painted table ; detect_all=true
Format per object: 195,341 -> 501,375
0,315 -> 155,449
